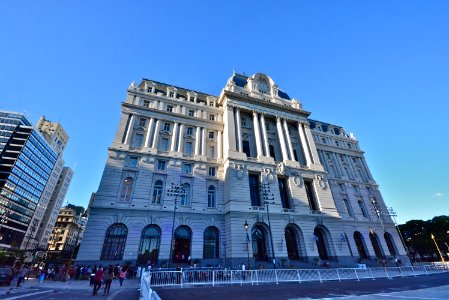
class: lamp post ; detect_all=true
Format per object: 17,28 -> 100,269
244,220 -> 250,270
388,207 -> 413,265
261,182 -> 276,269
166,183 -> 185,268
430,233 -> 445,264
370,196 -> 385,231
64,212 -> 87,281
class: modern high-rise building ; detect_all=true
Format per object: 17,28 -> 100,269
77,73 -> 407,268
0,110 -> 72,250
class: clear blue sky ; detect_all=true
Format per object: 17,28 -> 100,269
1,1 -> 448,224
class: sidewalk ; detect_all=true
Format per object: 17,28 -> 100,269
0,277 -> 140,294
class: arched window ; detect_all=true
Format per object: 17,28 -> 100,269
384,232 -> 397,256
180,183 -> 191,206
207,186 -> 216,208
120,177 -> 133,202
138,225 -> 161,264
353,231 -> 369,259
173,225 -> 192,263
314,226 -> 331,260
152,180 -> 163,204
358,200 -> 368,218
203,226 -> 219,259
101,224 -> 128,260
370,231 -> 384,259
285,226 -> 299,260
252,225 -> 268,261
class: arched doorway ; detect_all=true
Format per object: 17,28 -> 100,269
353,231 -> 369,260
173,225 -> 192,263
100,223 -> 128,260
314,226 -> 331,260
252,225 -> 268,261
203,226 -> 219,259
285,225 -> 302,260
384,232 -> 397,256
138,225 -> 161,265
370,231 -> 384,259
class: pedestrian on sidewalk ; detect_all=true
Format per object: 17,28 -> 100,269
103,265 -> 114,296
90,265 -> 97,287
119,267 -> 126,287
16,264 -> 29,288
92,265 -> 103,296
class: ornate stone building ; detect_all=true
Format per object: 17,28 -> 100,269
77,73 -> 407,268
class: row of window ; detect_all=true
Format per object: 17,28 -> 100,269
127,157 -> 216,177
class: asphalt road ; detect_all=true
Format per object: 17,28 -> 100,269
0,287 -> 140,300
154,273 -> 449,300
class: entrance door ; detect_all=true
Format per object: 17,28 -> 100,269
173,226 -> 191,263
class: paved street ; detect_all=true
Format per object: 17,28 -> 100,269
0,278 -> 140,300
154,273 -> 449,300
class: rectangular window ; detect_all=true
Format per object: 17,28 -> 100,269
163,123 -> 171,131
186,127 -> 193,135
343,198 -> 354,217
133,133 -> 144,148
241,118 -> 247,127
188,110 -> 195,117
278,178 -> 291,209
182,163 -> 193,174
338,183 -> 346,192
208,167 -> 216,177
128,156 -> 138,168
143,100 -> 150,107
248,174 -> 261,206
208,131 -> 214,139
209,102 -> 214,106
161,138 -> 169,151
167,105 -> 173,112
169,92 -> 174,98
209,114 -> 215,121
139,118 -> 146,127
358,198 -> 368,218
304,180 -> 319,211
185,142 -> 193,155
242,140 -> 251,157
157,160 -> 167,171
269,145 -> 276,160
208,146 -> 215,158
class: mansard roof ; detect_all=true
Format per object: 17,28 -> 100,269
228,72 -> 291,100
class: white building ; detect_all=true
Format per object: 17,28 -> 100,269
77,73 -> 407,268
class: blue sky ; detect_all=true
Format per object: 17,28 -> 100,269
1,1 -> 448,224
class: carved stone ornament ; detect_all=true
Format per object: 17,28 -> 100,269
264,168 -> 275,183
129,81 -> 136,89
293,172 -> 304,187
234,163 -> 247,179
317,174 -> 328,190
277,162 -> 285,175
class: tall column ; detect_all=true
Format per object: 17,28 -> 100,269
170,122 -> 178,152
124,114 -> 136,145
361,158 -> 374,180
303,123 -> 319,164
144,117 -> 154,148
223,105 -> 236,153
297,122 -> 312,165
252,111 -> 263,157
260,114 -> 269,156
276,117 -> 289,161
217,131 -> 222,159
235,108 -> 243,152
202,127 -> 207,156
151,120 -> 161,148
283,119 -> 295,161
195,126 -> 201,155
177,124 -> 184,152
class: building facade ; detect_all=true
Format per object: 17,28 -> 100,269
47,207 -> 84,253
77,73 -> 407,268
0,111 -> 72,250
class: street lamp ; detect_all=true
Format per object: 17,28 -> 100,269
261,182 -> 276,269
430,233 -> 445,264
166,183 -> 185,268
244,220 -> 250,270
388,207 -> 413,265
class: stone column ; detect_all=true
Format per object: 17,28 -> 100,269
151,120 -> 161,148
297,122 -> 312,165
260,114 -> 269,156
361,158 -> 374,180
144,117 -> 154,148
223,105 -> 236,152
235,108 -> 243,152
124,114 -> 136,145
217,131 -> 222,159
303,123 -> 319,164
170,122 -> 178,152
276,117 -> 289,161
283,119 -> 295,161
177,124 -> 184,152
202,127 -> 207,156
195,126 -> 201,155
252,111 -> 263,157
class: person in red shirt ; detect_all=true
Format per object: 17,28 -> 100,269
92,266 -> 104,296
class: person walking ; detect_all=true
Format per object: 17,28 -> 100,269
90,265 -> 97,287
103,266 -> 114,296
92,266 -> 103,296
16,265 -> 29,288
119,267 -> 126,287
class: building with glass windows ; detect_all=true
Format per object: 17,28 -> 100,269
0,111 -> 72,251
77,73 -> 407,268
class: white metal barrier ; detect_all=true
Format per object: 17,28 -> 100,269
141,264 -> 447,292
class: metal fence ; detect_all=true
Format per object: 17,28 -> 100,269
142,264 -> 447,290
